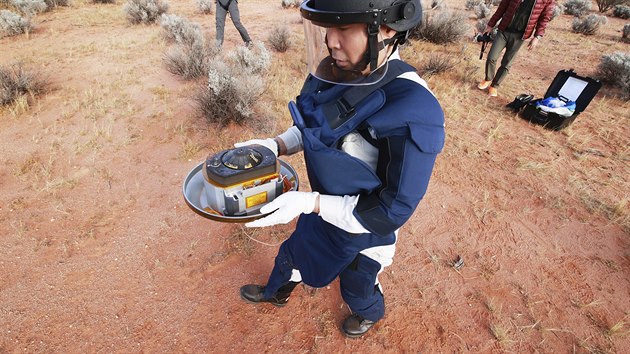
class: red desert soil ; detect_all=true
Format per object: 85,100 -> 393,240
1,0 -> 628,352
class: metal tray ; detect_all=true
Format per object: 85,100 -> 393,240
182,159 -> 299,223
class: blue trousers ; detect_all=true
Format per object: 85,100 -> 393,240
263,242 -> 386,322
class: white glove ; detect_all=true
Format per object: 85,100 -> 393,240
246,191 -> 319,227
234,138 -> 278,157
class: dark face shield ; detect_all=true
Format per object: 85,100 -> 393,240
303,19 -> 389,86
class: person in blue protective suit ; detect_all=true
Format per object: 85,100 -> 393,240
234,0 -> 445,338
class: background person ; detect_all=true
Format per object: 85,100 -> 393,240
234,0 -> 445,338
215,0 -> 251,47
478,0 -> 555,97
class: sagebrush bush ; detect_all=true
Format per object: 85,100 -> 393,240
0,63 -> 49,106
197,43 -> 270,125
572,14 -> 607,35
475,3 -> 492,19
552,3 -> 565,19
595,0 -> 626,12
198,61 -> 265,125
93,0 -> 116,4
229,41 -> 271,74
164,41 -> 209,79
267,24 -> 291,52
475,19 -> 487,33
597,51 -> 630,99
159,13 -> 202,46
11,0 -> 47,16
123,0 -> 168,24
612,5 -> 630,19
280,0 -> 299,8
196,0 -> 212,14
623,24 -> 630,39
409,11 -> 470,44
46,0 -> 69,6
0,9 -> 30,37
465,0 -> 482,10
564,0 -> 592,17
421,53 -> 455,77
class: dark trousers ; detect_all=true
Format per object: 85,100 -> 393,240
485,30 -> 525,87
263,243 -> 386,322
215,0 -> 251,46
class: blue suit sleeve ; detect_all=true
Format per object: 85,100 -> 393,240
353,134 -> 439,236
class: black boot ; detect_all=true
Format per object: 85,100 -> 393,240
240,281 -> 299,307
342,314 -> 376,338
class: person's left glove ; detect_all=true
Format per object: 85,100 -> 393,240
245,191 -> 319,227
234,138 -> 278,157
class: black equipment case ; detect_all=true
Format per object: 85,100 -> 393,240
520,69 -> 601,130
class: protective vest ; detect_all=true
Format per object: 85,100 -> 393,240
283,60 -> 444,287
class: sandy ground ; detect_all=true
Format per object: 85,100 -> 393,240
1,0 -> 629,352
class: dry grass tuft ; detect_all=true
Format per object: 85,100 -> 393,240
0,62 -> 49,107
315,310 -> 335,338
267,24 -> 291,53
421,53 -> 455,77
489,323 -> 511,344
409,10 -> 470,44
180,138 -> 203,160
225,225 -> 257,256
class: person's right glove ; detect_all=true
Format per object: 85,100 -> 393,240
234,138 -> 278,157
245,191 -> 319,227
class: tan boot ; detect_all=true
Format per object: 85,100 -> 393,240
478,80 -> 492,90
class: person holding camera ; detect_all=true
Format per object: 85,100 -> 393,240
478,0 -> 555,97
234,0 -> 445,338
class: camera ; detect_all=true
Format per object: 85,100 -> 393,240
475,33 -> 493,43
475,31 -> 495,60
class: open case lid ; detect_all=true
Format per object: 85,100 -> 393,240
544,69 -> 602,114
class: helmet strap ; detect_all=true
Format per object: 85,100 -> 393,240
370,31 -> 408,70
367,24 -> 380,71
